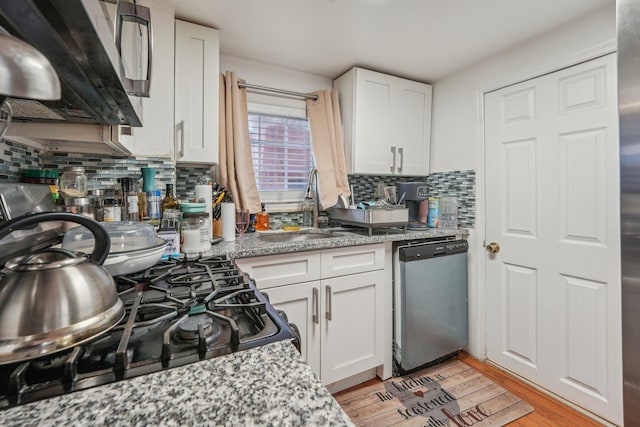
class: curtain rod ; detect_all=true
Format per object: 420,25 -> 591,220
237,82 -> 319,101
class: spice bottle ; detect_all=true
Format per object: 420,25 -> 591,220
120,178 -> 139,222
103,198 -> 122,222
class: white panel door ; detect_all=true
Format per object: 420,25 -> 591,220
263,281 -> 321,378
485,54 -> 621,424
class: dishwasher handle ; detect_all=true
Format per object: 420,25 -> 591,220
399,239 -> 468,262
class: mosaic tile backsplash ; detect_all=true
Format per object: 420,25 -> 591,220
176,165 -> 217,201
0,140 -> 41,182
425,170 -> 475,228
276,170 -> 476,228
40,153 -> 176,194
1,140 -> 475,228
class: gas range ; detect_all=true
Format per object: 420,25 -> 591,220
0,255 -> 299,409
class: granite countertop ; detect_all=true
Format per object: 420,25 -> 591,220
206,226 -> 469,259
0,341 -> 353,427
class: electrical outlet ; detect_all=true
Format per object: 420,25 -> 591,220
375,182 -> 385,198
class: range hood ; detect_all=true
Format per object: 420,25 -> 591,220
0,0 -> 151,155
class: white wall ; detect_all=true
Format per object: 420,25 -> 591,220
431,4 -> 615,172
430,4 -> 616,358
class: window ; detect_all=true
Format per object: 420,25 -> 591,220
248,112 -> 314,202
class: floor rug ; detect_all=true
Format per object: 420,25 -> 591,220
336,358 -> 534,426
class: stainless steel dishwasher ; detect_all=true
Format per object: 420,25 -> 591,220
393,238 -> 469,373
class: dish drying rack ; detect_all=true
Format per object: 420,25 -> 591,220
329,205 -> 408,236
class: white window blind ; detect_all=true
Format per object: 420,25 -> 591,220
249,112 -> 314,199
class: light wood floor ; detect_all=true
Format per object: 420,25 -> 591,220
333,352 -> 603,426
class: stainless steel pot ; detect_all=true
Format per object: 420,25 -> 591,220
0,212 -> 125,364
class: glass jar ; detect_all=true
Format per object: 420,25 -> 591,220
89,189 -> 105,222
103,198 -> 122,222
58,197 -> 94,218
59,166 -> 88,199
181,212 -> 211,253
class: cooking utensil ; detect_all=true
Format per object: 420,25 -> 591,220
337,193 -> 349,209
398,192 -> 406,205
0,212 -> 125,365
62,221 -> 168,276
383,186 -> 397,205
84,238 -> 167,276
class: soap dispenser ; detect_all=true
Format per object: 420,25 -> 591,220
302,197 -> 313,227
255,202 -> 270,231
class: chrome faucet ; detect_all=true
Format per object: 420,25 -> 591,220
305,168 -> 319,228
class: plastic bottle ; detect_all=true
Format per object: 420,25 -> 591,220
255,203 -> 270,231
427,197 -> 439,228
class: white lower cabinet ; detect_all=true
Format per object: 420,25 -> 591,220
235,244 -> 387,385
262,281 -> 321,376
320,270 -> 385,384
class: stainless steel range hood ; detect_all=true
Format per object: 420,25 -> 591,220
0,0 -> 151,155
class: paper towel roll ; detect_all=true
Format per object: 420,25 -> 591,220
195,184 -> 213,240
221,202 -> 235,242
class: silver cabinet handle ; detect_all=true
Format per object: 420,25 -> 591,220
326,285 -> 332,321
398,147 -> 404,174
116,1 -> 153,97
390,146 -> 396,173
312,287 -> 319,324
176,120 -> 184,158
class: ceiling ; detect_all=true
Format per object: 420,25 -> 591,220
174,0 -> 613,83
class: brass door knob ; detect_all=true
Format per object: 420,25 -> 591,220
486,242 -> 500,254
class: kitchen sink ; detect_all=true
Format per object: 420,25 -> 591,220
257,231 -> 336,243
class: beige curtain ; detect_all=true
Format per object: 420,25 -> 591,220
306,90 -> 350,209
218,71 -> 261,213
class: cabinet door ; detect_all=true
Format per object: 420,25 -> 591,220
264,282 -> 321,378
321,270 -> 385,384
396,79 -> 432,175
353,69 -> 395,174
174,21 -> 219,164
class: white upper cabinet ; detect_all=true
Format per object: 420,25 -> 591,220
174,20 -> 219,164
334,67 -> 432,175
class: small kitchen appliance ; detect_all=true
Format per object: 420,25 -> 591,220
396,182 -> 429,230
